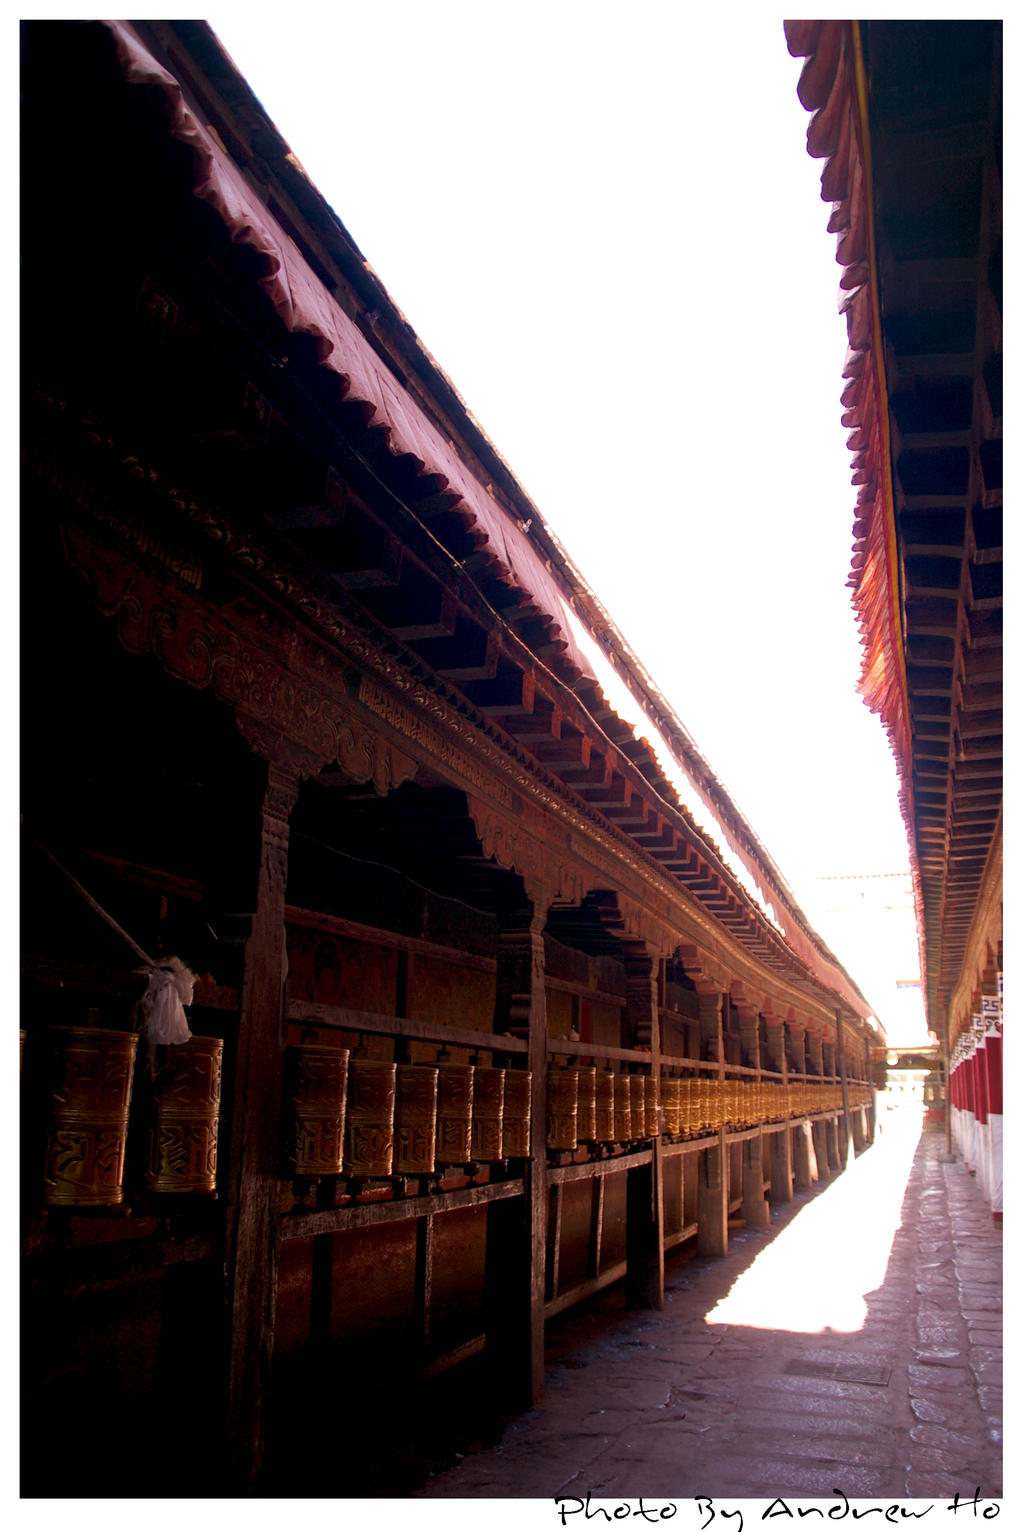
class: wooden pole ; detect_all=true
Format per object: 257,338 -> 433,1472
222,760 -> 298,1491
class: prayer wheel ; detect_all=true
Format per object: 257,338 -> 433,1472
595,1071 -> 616,1142
145,1035 -> 223,1194
575,1066 -> 597,1143
612,1073 -> 632,1141
662,1077 -> 681,1136
394,1064 -> 438,1175
547,1066 -> 578,1150
644,1074 -> 659,1137
501,1069 -> 532,1156
343,1058 -> 396,1177
629,1075 -> 645,1138
42,1026 -> 138,1206
284,1043 -> 349,1177
471,1066 -> 505,1161
435,1063 -> 474,1167
679,1077 -> 694,1135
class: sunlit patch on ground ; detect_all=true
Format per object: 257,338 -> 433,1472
704,1106 -> 924,1333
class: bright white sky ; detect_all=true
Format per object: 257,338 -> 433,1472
207,6 -> 923,1033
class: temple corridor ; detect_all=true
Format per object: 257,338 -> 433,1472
414,1114 -> 1001,1502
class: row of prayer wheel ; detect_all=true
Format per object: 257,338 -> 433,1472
547,1070 -> 871,1148
547,1067 -> 656,1149
32,1026 -> 223,1207
286,1048 -> 533,1178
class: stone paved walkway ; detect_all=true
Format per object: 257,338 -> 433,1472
415,1112 -> 1001,1502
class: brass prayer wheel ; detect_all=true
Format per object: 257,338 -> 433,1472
284,1043 -> 349,1177
595,1071 -> 616,1141
644,1075 -> 659,1136
575,1066 -> 597,1143
612,1073 -> 631,1141
343,1058 -> 396,1177
501,1069 -> 532,1157
662,1077 -> 681,1136
435,1063 -> 474,1167
547,1066 -> 578,1150
42,1026 -> 138,1206
629,1075 -> 646,1138
146,1035 -> 223,1194
470,1066 -> 505,1161
394,1064 -> 438,1175
679,1078 -> 694,1134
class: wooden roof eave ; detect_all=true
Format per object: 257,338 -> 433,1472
785,18 -> 929,1011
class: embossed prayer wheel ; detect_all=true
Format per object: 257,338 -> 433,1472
612,1073 -> 632,1141
575,1066 -> 597,1143
547,1067 -> 579,1150
679,1077 -> 694,1134
629,1075 -> 646,1138
662,1077 -> 681,1136
434,1063 -> 474,1167
343,1058 -> 396,1177
595,1071 -> 616,1142
644,1075 -> 659,1136
146,1035 -> 223,1193
284,1044 -> 349,1177
42,1027 -> 138,1206
470,1066 -> 505,1161
394,1064 -> 438,1175
501,1069 -> 532,1157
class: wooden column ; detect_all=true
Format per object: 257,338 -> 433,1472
769,1126 -> 793,1203
486,889 -> 551,1408
811,1119 -> 830,1179
624,945 -> 664,1309
769,1019 -> 793,1203
741,1136 -> 770,1227
835,1009 -> 853,1168
826,1115 -> 842,1174
697,988 -> 728,1257
787,1020 -> 807,1077
793,1121 -> 816,1191
223,758 -> 298,1491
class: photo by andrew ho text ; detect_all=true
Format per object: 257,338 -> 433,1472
552,1491 -> 1001,1532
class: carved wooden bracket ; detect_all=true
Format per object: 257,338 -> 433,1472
62,519 -> 417,792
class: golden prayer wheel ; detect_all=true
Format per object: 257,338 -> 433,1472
594,1071 -> 616,1142
42,1026 -> 138,1206
644,1074 -> 659,1137
575,1066 -> 598,1143
435,1063 -> 474,1167
471,1066 -> 505,1161
145,1036 -> 223,1194
692,1076 -> 707,1133
502,1069 -> 532,1156
343,1058 -> 396,1177
284,1043 -> 349,1177
547,1067 -> 578,1151
612,1073 -> 632,1141
662,1077 -> 681,1136
629,1075 -> 646,1138
394,1064 -> 438,1175
679,1078 -> 694,1134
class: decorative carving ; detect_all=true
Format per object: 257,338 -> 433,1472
61,522 -> 417,790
